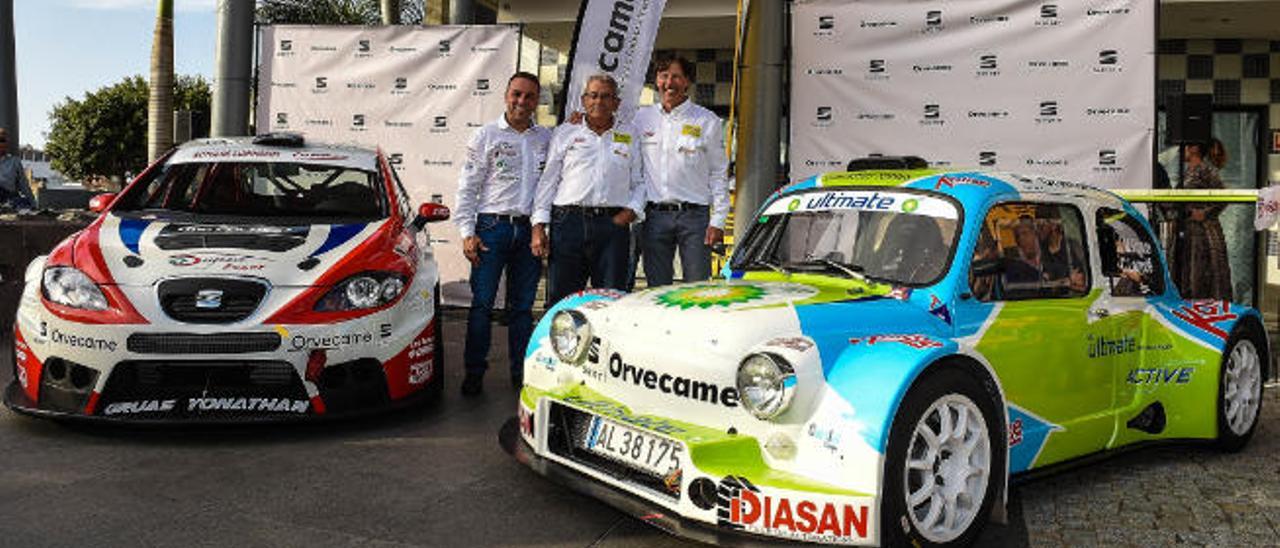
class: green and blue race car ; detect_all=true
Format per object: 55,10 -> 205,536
505,167 -> 1267,546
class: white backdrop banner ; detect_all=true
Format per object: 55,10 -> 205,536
257,25 -> 519,305
790,0 -> 1155,188
564,0 -> 668,122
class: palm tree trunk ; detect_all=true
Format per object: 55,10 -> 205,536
147,0 -> 174,162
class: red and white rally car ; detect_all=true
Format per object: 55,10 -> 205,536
6,134 -> 450,422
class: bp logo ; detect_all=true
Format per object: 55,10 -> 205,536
657,285 -> 767,309
787,199 -> 801,211
900,199 -> 920,213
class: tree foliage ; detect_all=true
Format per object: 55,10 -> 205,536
256,0 -> 424,25
45,76 -> 211,181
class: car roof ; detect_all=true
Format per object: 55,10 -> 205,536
167,137 -> 380,171
776,168 -> 1131,212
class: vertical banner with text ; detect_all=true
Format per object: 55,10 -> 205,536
256,25 -> 519,304
791,0 -> 1155,189
564,0 -> 668,123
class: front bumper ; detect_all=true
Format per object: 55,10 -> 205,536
500,417 -> 813,547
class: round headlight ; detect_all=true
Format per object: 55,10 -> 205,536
736,353 -> 797,420
380,277 -> 405,302
345,276 -> 382,309
550,309 -> 592,363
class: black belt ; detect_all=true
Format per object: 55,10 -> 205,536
554,205 -> 623,217
478,213 -> 530,224
647,201 -> 708,212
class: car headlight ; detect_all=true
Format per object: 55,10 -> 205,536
736,353 -> 797,420
550,309 -> 591,364
315,272 -> 407,311
42,267 -> 108,310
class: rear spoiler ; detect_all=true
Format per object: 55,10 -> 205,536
1113,189 -> 1258,203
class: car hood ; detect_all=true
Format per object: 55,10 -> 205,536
88,213 -> 386,287
592,280 -> 951,356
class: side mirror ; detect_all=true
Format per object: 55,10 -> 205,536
412,202 -> 451,230
88,193 -> 117,213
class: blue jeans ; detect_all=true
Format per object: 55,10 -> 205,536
464,216 -> 541,378
547,207 -> 630,305
641,206 -> 712,287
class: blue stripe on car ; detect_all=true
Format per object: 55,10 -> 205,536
118,219 -> 150,255
311,223 -> 367,257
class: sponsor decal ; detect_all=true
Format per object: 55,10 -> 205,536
1027,59 -> 1069,69
408,335 -> 434,360
1094,50 -> 1122,73
578,300 -> 612,311
392,76 -> 409,95
346,81 -> 375,90
310,45 -> 337,52
979,151 -> 998,166
967,109 -> 1009,120
933,176 -> 989,190
473,78 -> 491,96
806,422 -> 843,451
188,397 -> 309,413
304,118 -> 332,127
1037,4 -> 1061,26
920,104 -> 944,126
1127,367 -> 1194,385
423,158 -> 454,167
1035,101 -> 1062,124
859,18 -> 897,29
427,82 -> 458,91
1026,158 -> 1068,167
800,191 -> 897,212
1170,300 -> 1238,341
596,0 -> 636,71
928,294 -> 952,324
969,14 -> 1009,24
607,353 -> 740,408
291,152 -> 349,162
764,337 -> 815,353
274,112 -> 289,126
351,114 -> 366,130
389,46 -> 417,54
717,477 -> 870,543
807,66 -> 844,76
437,39 -> 451,54
814,14 -> 835,37
278,39 -> 293,54
430,116 -> 449,134
888,286 -> 913,300
191,149 -> 281,160
355,39 -> 372,56
50,328 -> 117,352
1086,107 -> 1131,117
922,10 -> 945,33
534,353 -> 557,371
1087,7 -> 1131,16
913,63 -> 952,74
104,399 -> 177,415
312,76 -> 329,94
409,359 -> 433,385
855,112 -> 894,121
562,394 -> 686,435
384,120 -> 413,128
1093,149 -> 1123,173
289,331 -> 375,351
1087,334 -> 1136,358
656,284 -> 766,309
848,334 -> 943,349
864,59 -> 888,80
168,253 -> 268,271
1009,418 -> 1023,447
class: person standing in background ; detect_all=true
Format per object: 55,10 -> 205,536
0,128 -> 35,209
1177,138 -> 1232,300
454,72 -> 551,395
531,74 -> 646,304
631,54 -> 729,287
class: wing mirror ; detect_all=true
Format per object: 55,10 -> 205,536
88,193 -> 117,213
412,202 -> 451,230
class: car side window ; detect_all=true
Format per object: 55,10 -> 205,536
1095,207 -> 1165,297
970,202 -> 1090,301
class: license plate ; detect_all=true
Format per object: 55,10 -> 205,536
583,415 -> 683,476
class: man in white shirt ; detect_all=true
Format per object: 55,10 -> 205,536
531,74 -> 646,304
454,71 -> 551,395
632,54 -> 730,286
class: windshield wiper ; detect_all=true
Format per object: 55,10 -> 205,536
741,258 -> 788,274
792,258 -> 867,281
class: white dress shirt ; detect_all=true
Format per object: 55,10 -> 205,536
632,100 -> 730,228
532,120 -> 646,225
453,115 -> 552,238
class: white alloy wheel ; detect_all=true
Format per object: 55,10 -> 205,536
1223,339 -> 1262,436
903,393 -> 992,544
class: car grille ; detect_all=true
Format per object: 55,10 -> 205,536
127,332 -> 282,354
154,226 -> 309,252
158,278 -> 267,324
546,403 -> 679,500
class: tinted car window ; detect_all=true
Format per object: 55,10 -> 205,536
1096,207 -> 1165,297
114,161 -> 385,220
971,202 -> 1090,301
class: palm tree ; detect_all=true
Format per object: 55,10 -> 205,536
147,0 -> 173,162
256,0 -> 424,25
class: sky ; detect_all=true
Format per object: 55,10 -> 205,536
14,0 -> 218,149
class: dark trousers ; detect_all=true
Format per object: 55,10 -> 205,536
548,207 -> 630,305
641,206 -> 712,287
464,216 -> 541,378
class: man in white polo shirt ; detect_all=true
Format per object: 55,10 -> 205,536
632,54 -> 729,286
454,71 -> 551,395
531,73 -> 646,304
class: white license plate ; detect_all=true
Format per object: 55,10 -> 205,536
583,415 -> 683,476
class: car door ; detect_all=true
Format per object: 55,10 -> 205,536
961,199 -> 1113,471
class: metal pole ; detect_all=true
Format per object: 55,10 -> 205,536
211,0 -> 254,137
0,0 -> 19,154
381,0 -> 400,25
449,0 -> 474,24
733,0 -> 785,240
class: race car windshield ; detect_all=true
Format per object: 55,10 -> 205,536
113,161 -> 386,220
732,189 -> 961,286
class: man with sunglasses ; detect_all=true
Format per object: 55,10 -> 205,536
0,128 -> 35,209
531,74 -> 646,304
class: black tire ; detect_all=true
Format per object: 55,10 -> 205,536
1214,319 -> 1266,452
426,285 -> 444,400
880,366 -> 1004,548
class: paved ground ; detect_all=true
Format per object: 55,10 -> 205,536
0,311 -> 1276,547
